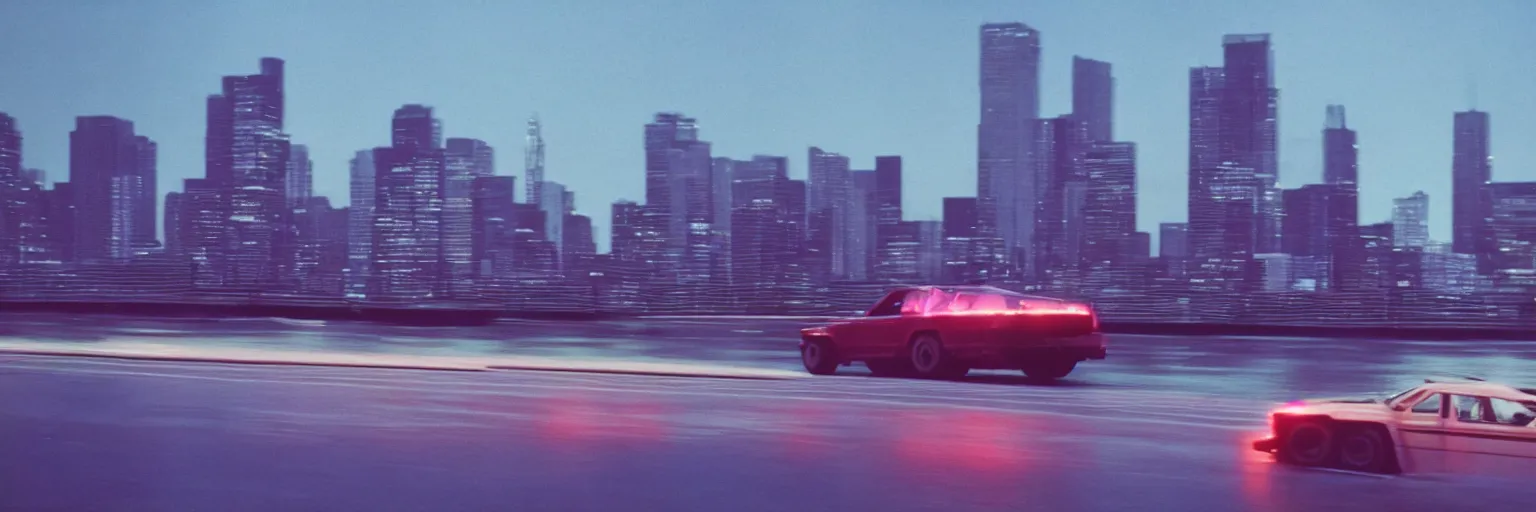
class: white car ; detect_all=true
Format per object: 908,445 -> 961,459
1252,377 -> 1536,475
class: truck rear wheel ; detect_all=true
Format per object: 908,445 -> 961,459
1336,424 -> 1396,474
801,338 -> 839,375
1279,419 -> 1334,467
909,333 -> 968,380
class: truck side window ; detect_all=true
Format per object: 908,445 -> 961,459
1410,393 -> 1444,415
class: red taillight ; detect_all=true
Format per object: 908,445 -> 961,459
1090,310 -> 1100,332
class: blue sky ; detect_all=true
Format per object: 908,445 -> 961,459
2,0 -> 1532,252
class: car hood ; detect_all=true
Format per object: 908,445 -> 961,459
1299,395 -> 1383,405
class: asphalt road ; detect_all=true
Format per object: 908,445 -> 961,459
2,315 -> 1535,511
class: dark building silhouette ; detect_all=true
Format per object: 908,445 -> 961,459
0,113 -> 21,266
130,136 -> 157,252
205,57 -> 290,287
1322,105 -> 1363,290
1080,142 -> 1136,268
978,22 -> 1040,267
444,138 -> 494,296
1186,66 -> 1226,262
1221,34 -> 1281,255
1159,223 -> 1189,259
1450,110 -> 1492,267
807,147 -> 852,282
371,105 -> 445,301
643,112 -> 712,280
345,150 -> 374,297
1487,182 -> 1536,273
471,175 -> 518,278
69,116 -> 143,263
873,156 -> 907,281
1072,56 -> 1113,143
1035,115 -> 1089,278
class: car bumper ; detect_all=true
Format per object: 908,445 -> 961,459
1252,436 -> 1277,453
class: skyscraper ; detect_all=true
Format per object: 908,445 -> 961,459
0,113 -> 21,266
807,147 -> 852,280
69,116 -> 142,262
371,105 -> 445,300
208,57 -> 290,287
1221,34 -> 1281,255
524,116 -> 544,206
1450,110 -> 1491,262
1080,142 -> 1136,268
1072,56 -> 1113,143
285,144 -> 312,209
444,138 -> 494,294
978,22 -> 1041,268
1487,182 -> 1536,272
130,135 -> 157,251
346,150 -> 374,298
1392,191 -> 1429,248
540,181 -> 568,269
1159,223 -> 1189,259
1186,66 -> 1226,261
1035,115 -> 1088,277
644,113 -> 713,283
1322,105 -> 1362,290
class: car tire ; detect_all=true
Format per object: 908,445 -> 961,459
865,359 -> 914,378
1336,424 -> 1396,474
1279,419 -> 1335,467
1021,358 -> 1077,381
801,338 -> 839,376
909,333 -> 967,380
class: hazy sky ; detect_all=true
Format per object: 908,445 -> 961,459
2,0 -> 1533,253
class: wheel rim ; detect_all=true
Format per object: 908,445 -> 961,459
1287,424 -> 1330,464
804,343 -> 821,367
1340,433 -> 1377,468
912,338 -> 939,373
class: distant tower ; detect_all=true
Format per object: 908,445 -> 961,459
524,115 -> 545,206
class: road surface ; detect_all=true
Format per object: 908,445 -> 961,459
1,314 -> 1534,511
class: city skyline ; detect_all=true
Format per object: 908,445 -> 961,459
2,1 -> 1534,254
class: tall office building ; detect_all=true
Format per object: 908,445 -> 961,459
285,144 -> 312,209
208,57 -> 290,287
977,22 -> 1041,268
540,181 -> 568,269
848,169 -> 878,281
1034,115 -> 1089,277
130,135 -> 157,251
371,105 -> 445,300
644,113 -> 714,283
69,116 -> 144,262
1080,142 -> 1136,268
471,175 -> 518,278
0,113 -> 21,266
524,116 -> 544,205
1221,34 -> 1281,255
807,147 -> 852,280
1072,56 -> 1113,143
1322,105 -> 1362,290
872,156 -> 907,281
1487,182 -> 1536,272
443,138 -> 494,295
1159,223 -> 1189,259
1392,191 -> 1429,248
1186,66 -> 1227,261
1450,110 -> 1492,266
346,150 -> 375,297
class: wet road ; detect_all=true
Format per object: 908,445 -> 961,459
2,314 -> 1535,511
